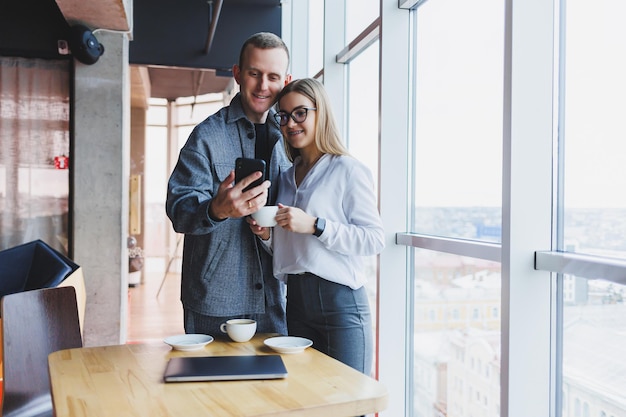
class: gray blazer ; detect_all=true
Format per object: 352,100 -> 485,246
166,94 -> 291,318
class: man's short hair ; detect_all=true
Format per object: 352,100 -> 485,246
238,32 -> 290,69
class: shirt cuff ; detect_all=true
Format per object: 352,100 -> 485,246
259,229 -> 273,252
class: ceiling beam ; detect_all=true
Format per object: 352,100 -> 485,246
204,0 -> 224,54
55,0 -> 131,32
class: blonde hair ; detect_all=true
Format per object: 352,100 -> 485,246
276,78 -> 349,161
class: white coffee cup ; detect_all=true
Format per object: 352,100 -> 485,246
251,206 -> 278,227
219,318 -> 257,342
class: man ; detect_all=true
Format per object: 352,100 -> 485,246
166,32 -> 292,336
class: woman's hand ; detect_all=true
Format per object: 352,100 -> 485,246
246,216 -> 271,240
275,203 -> 317,235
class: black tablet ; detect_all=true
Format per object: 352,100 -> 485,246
163,355 -> 288,382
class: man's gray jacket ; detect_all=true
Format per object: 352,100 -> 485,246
166,93 -> 291,318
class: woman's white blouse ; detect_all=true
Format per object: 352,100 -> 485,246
270,154 -> 385,289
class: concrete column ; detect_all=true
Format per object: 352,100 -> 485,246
72,31 -> 130,346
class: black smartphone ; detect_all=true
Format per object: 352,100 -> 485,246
235,158 -> 266,192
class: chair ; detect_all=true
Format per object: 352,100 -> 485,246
1,286 -> 83,417
0,240 -> 86,388
0,240 -> 79,299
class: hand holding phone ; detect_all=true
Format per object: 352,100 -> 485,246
235,158 -> 266,192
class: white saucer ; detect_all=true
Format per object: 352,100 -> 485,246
264,336 -> 313,354
164,334 -> 214,351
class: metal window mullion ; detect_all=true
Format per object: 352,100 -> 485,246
535,251 -> 626,285
396,232 -> 501,262
336,18 -> 380,64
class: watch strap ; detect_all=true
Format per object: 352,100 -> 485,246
313,217 -> 325,237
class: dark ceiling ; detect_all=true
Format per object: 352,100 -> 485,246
0,0 -> 70,60
0,0 -> 283,100
130,0 -> 282,99
131,0 -> 281,71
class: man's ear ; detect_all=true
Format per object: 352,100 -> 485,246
233,64 -> 242,85
284,74 -> 292,86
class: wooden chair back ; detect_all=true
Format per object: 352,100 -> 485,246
1,286 -> 83,417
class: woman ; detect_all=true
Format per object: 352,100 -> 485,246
250,78 -> 385,374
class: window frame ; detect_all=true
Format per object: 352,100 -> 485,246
396,0 -> 556,416
285,0 -> 626,416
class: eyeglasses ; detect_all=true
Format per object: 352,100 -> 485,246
273,107 -> 317,126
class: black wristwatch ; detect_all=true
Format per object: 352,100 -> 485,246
313,217 -> 326,237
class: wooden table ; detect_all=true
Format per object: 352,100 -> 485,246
48,334 -> 388,417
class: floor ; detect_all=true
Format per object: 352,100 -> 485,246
127,263 -> 185,343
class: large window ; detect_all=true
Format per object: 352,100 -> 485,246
561,1 -> 626,259
413,0 -> 504,243
555,1 -> 626,416
347,40 -> 380,185
409,3 -> 504,412
345,0 -> 379,42
144,94 -> 225,264
144,99 -> 169,261
288,0 -> 626,416
561,277 -> 626,417
346,38 -> 381,378
307,0 -> 324,76
413,250 -> 501,417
